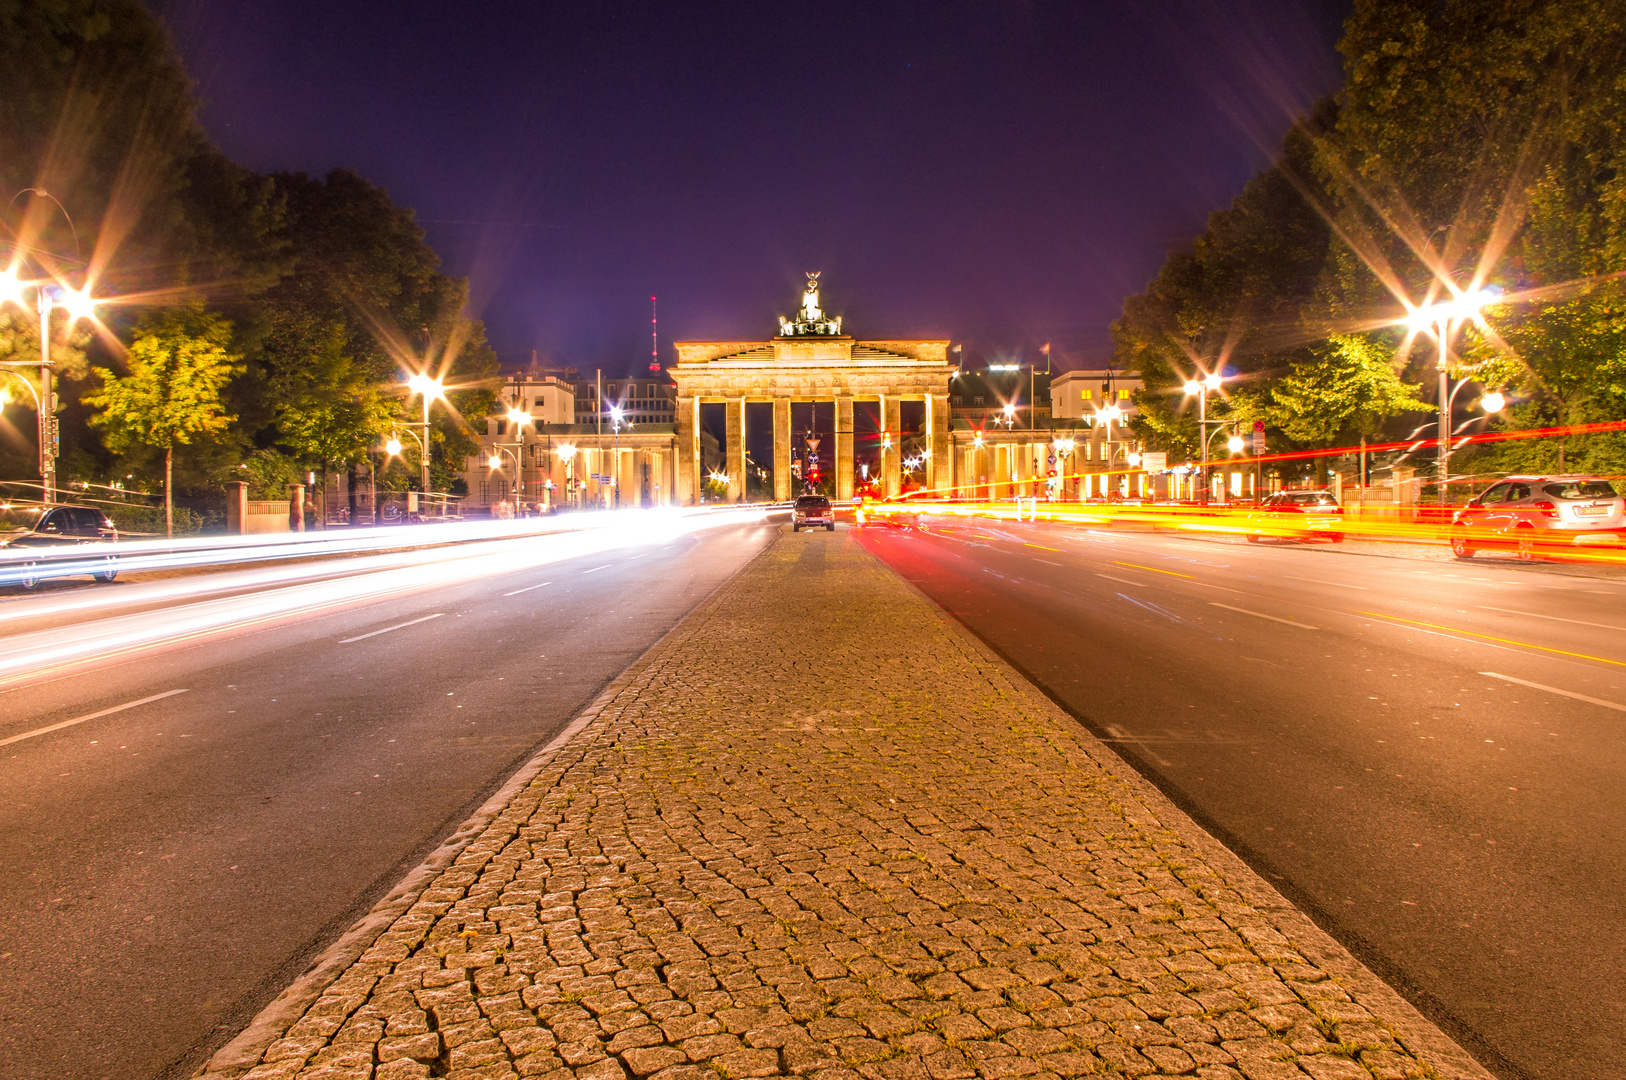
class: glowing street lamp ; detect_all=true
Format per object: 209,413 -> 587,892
1402,288 -> 1494,505
556,442 -> 578,507
384,437 -> 403,456
1227,433 -> 1245,454
0,274 -> 103,504
404,373 -> 445,496
1481,391 -> 1506,413
1182,370 -> 1226,504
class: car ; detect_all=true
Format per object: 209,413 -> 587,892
1451,475 -> 1625,560
792,494 -> 835,532
1244,489 -> 1344,543
0,505 -> 121,589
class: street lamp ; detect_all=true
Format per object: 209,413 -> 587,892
0,272 -> 102,505
609,405 -> 625,507
1182,371 -> 1225,504
556,442 -> 577,508
505,406 -> 531,507
1481,391 -> 1506,414
404,372 -> 445,497
1404,288 -> 1493,506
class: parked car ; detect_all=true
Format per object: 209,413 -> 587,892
0,505 -> 120,589
1244,490 -> 1344,543
792,494 -> 835,532
1451,475 -> 1625,560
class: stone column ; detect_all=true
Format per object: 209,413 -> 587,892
227,481 -> 249,534
676,395 -> 699,505
882,396 -> 902,497
773,398 -> 792,501
836,396 -> 855,500
726,396 -> 746,502
927,394 -> 951,495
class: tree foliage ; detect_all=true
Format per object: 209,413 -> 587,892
1116,0 -> 1626,474
0,1 -> 499,512
86,304 -> 241,532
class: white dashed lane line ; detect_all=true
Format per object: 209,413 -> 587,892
582,565 -> 612,574
338,613 -> 444,644
1481,672 -> 1626,713
504,582 -> 553,596
0,688 -> 190,748
1209,602 -> 1318,630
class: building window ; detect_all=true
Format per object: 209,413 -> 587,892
479,481 -> 490,501
974,396 -> 985,406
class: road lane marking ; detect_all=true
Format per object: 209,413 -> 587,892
1357,611 -> 1626,668
1477,606 -> 1626,632
0,688 -> 190,748
339,613 -> 444,643
1289,576 -> 1369,590
582,564 -> 612,574
1114,561 -> 1191,579
1096,574 -> 1147,587
1024,543 -> 1061,552
1210,602 -> 1318,630
1480,672 -> 1626,713
1033,559 -> 1062,566
504,582 -> 554,596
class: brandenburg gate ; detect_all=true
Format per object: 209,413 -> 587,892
671,275 -> 952,504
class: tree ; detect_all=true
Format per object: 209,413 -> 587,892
1268,334 -> 1431,445
86,305 -> 241,535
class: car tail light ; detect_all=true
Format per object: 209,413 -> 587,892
1532,500 -> 1558,518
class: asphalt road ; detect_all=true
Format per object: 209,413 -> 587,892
0,515 -> 778,1080
858,518 -> 1626,1080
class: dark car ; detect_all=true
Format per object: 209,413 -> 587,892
792,494 -> 835,532
1244,489 -> 1344,543
1452,475 -> 1625,560
1,505 -> 120,589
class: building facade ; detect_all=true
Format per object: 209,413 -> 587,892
460,279 -> 1152,511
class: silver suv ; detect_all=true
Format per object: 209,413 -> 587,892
792,495 -> 835,532
1452,475 -> 1624,560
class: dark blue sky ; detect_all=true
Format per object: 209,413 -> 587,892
155,0 -> 1349,376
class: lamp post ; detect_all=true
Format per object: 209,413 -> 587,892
1404,290 -> 1492,506
0,274 -> 100,505
556,443 -> 577,509
1182,371 -> 1225,505
488,446 -> 521,513
505,405 -> 531,508
609,405 -> 624,507
405,373 -> 445,498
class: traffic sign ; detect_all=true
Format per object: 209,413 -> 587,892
1252,421 -> 1266,455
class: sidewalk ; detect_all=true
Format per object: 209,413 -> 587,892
205,528 -> 1490,1080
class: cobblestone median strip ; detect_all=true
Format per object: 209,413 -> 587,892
205,529 -> 1490,1080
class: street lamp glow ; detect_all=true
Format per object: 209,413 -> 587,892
60,286 -> 99,323
1003,402 -> 1016,417
1404,288 -> 1495,333
1127,451 -> 1142,466
609,405 -> 624,425
1100,404 -> 1123,424
1481,391 -> 1506,413
1203,372 -> 1223,391
556,443 -> 576,461
406,373 -> 445,401
488,453 -> 503,469
384,437 -> 403,456
506,407 -> 530,428
1227,434 -> 1245,453
0,267 -> 25,308
1182,379 -> 1202,396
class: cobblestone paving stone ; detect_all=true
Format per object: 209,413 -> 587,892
213,529 -> 1491,1080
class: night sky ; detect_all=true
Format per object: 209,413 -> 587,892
154,0 -> 1349,377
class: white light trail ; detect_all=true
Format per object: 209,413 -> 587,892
0,507 -> 768,691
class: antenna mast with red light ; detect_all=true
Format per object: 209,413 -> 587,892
649,296 -> 660,371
